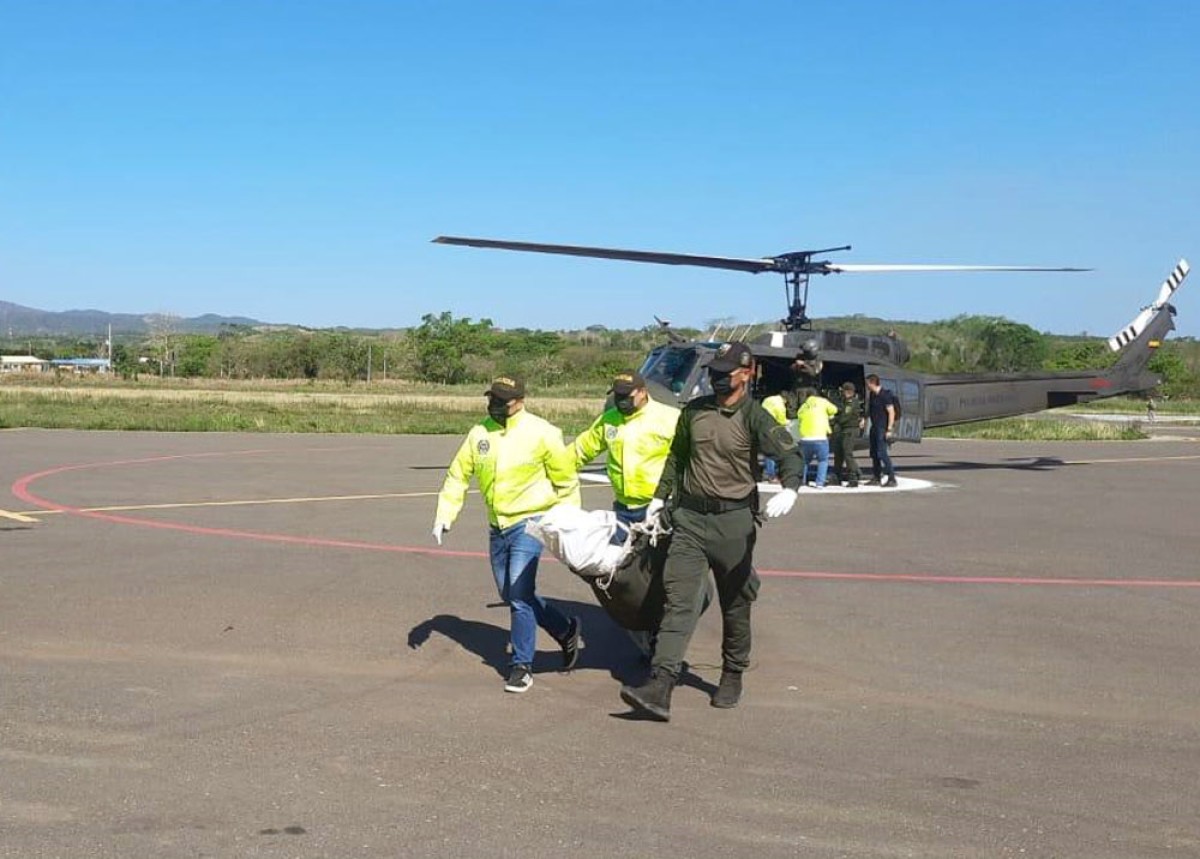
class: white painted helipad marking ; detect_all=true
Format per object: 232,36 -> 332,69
585,471 -> 934,494
758,476 -> 934,494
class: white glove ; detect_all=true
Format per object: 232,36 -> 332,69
432,522 -> 450,545
645,498 -> 666,524
764,488 -> 798,519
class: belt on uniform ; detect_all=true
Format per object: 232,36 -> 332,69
676,492 -> 755,514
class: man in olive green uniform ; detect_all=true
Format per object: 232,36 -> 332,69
830,381 -> 865,488
620,342 -> 804,722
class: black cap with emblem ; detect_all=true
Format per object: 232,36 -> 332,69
708,342 -> 754,372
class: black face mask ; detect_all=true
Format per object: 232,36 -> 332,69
709,371 -> 736,397
487,398 -> 511,425
614,396 -> 637,416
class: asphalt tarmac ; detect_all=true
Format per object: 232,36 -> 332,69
2,429 -> 1198,858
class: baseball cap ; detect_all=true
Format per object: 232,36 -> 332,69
609,371 -> 646,396
486,375 -> 526,400
708,342 -> 754,372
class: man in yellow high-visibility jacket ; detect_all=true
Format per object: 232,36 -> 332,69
433,375 -> 582,695
797,387 -> 839,488
759,391 -> 791,481
573,371 -> 678,527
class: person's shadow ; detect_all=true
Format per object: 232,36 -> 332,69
407,598 -> 717,697
408,597 -> 715,710
407,599 -> 641,681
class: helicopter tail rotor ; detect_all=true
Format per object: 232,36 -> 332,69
1107,259 -> 1190,351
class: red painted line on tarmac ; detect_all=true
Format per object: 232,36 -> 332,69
11,458 -> 486,560
12,454 -> 1200,590
756,569 -> 1200,588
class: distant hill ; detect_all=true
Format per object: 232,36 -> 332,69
0,301 -> 263,335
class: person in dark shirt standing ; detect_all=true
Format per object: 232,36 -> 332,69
864,374 -> 898,488
619,342 -> 804,722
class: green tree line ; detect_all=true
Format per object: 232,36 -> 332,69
4,312 -> 1197,397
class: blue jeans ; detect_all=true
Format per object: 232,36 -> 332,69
800,438 -> 830,486
489,518 -> 572,667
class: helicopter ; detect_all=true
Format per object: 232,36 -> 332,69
433,236 -> 1189,442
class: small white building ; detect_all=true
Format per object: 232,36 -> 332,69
1,355 -> 52,373
52,358 -> 112,374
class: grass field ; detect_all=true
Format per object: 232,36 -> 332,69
925,418 -> 1146,441
0,382 -> 602,435
0,377 -> 1176,440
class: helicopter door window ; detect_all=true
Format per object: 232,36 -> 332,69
640,347 -> 700,395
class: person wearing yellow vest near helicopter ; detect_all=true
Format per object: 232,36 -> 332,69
433,375 -> 583,695
796,387 -> 839,488
573,371 -> 679,528
574,370 -> 680,662
759,391 -> 791,481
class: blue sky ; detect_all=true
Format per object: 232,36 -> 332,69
2,1 -> 1197,337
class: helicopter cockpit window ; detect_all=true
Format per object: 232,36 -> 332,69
639,347 -> 700,395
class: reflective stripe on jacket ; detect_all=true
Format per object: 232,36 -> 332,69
435,409 -> 580,529
573,397 -> 678,507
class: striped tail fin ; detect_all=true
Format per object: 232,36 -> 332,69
1108,259 -> 1190,351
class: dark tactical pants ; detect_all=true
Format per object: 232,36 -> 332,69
653,505 -> 761,677
831,431 -> 860,482
869,425 -> 895,481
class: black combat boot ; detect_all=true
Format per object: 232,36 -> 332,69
710,670 -> 743,709
620,671 -> 674,722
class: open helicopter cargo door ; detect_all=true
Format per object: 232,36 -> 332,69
875,375 -> 924,443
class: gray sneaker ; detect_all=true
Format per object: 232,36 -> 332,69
504,664 -> 533,694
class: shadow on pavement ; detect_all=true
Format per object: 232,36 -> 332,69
893,456 -> 1065,473
407,599 -> 650,683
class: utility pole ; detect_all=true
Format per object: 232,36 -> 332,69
367,342 -> 373,383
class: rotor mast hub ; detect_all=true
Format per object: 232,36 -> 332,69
774,245 -> 851,331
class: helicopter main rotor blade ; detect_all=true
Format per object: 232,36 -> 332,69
432,236 -> 779,274
824,264 -> 1092,273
